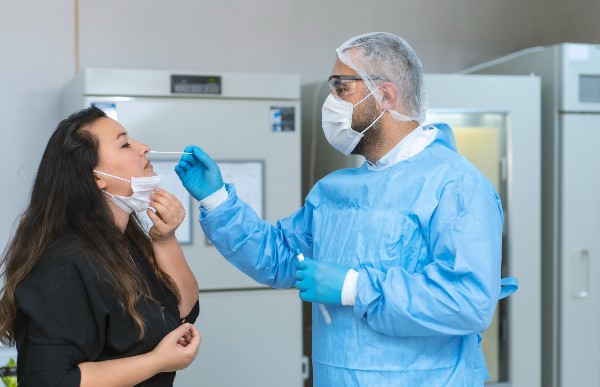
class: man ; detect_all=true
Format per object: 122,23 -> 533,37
175,32 -> 517,386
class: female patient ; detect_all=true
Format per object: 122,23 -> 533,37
0,107 -> 200,386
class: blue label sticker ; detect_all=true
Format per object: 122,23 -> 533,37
270,106 -> 295,132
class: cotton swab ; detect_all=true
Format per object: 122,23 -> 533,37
149,151 -> 193,155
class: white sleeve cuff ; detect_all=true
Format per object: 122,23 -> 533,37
199,185 -> 227,211
341,269 -> 359,306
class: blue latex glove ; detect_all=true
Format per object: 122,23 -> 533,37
175,145 -> 224,201
295,258 -> 348,305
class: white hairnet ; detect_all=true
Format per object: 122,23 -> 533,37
336,32 -> 428,123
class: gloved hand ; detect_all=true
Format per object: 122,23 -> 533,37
175,145 -> 224,201
295,258 -> 348,305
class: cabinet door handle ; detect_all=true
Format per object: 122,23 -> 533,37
572,249 -> 590,299
301,355 -> 310,380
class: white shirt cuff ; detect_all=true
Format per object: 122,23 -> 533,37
341,269 -> 359,306
199,185 -> 227,211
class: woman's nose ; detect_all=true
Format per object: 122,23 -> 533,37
134,140 -> 150,155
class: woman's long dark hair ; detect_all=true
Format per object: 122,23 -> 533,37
0,107 -> 180,345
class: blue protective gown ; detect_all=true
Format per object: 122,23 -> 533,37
200,123 -> 510,386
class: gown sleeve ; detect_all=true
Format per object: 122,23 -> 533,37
16,253 -> 111,386
354,182 -> 504,337
199,184 -> 312,289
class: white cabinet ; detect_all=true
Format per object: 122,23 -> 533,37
469,43 -> 600,387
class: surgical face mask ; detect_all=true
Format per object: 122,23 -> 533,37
93,170 -> 161,214
321,92 -> 386,156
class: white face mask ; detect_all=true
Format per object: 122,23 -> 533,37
321,92 -> 386,156
93,170 -> 161,214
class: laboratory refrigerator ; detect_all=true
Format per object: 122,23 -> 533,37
467,43 -> 600,387
302,73 -> 541,387
62,69 -> 305,387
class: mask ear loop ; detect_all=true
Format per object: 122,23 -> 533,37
93,170 -> 131,183
353,84 -> 387,134
93,170 -> 130,199
359,110 -> 386,134
353,84 -> 382,108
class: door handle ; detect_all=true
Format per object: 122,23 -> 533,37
301,355 -> 310,380
572,249 -> 590,299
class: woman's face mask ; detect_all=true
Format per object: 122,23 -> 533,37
93,170 -> 161,214
321,91 -> 385,156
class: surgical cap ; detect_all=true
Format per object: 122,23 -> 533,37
336,32 -> 428,123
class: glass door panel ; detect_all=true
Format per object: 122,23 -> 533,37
427,112 -> 507,384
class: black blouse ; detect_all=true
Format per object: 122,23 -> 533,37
14,237 -> 199,386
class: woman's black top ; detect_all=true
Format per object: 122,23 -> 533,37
14,237 -> 199,386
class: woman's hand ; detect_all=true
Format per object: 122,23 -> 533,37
147,188 -> 185,243
151,323 -> 201,373
78,323 -> 201,386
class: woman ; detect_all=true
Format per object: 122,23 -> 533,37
0,106 -> 201,386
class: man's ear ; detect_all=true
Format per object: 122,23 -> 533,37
379,82 -> 398,111
94,172 -> 107,190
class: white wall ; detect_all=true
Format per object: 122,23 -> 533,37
0,0 -> 75,252
0,0 -> 74,362
76,0 -> 600,83
3,0 -> 598,252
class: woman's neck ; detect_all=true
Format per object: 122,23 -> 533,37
107,201 -> 130,232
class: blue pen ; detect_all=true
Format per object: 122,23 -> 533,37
296,249 -> 332,324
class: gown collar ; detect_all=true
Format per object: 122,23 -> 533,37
366,125 -> 437,171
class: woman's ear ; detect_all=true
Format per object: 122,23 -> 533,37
379,82 -> 398,111
94,172 -> 107,190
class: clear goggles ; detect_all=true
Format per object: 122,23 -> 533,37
328,75 -> 388,100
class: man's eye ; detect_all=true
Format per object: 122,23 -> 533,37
122,142 -> 131,148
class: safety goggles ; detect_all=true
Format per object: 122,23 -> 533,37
328,75 -> 388,100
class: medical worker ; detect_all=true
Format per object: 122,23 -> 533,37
176,32 -> 517,386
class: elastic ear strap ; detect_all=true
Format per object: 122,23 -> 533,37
93,170 -> 130,183
354,84 -> 382,108
100,190 -> 114,198
359,110 -> 386,134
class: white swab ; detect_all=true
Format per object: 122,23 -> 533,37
149,151 -> 192,155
